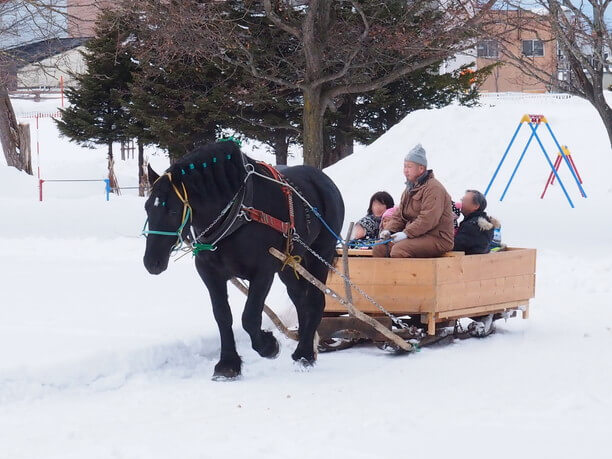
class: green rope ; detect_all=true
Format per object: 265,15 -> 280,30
192,243 -> 217,254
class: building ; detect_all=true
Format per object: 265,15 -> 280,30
475,9 -> 557,93
0,0 -> 111,90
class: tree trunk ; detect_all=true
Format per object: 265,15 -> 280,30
0,85 -> 23,169
323,96 -> 355,168
18,123 -> 32,175
596,102 -> 612,150
272,132 -> 289,166
302,88 -> 325,168
137,139 -> 146,197
591,91 -> 612,150
107,142 -> 120,194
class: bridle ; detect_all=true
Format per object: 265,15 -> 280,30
141,156 -> 296,256
141,172 -> 194,253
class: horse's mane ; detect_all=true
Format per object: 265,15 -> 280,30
166,141 -> 251,200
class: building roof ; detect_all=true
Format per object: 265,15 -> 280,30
5,37 -> 88,69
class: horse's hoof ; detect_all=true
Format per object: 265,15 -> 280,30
262,336 -> 280,359
211,372 -> 241,382
212,359 -> 241,381
257,332 -> 280,359
293,357 -> 315,372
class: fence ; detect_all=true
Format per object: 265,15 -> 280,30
15,111 -> 62,119
479,92 -> 573,101
39,179 -> 111,202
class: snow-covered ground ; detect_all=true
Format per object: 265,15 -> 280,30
1,94 -> 611,458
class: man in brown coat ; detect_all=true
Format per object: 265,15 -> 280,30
374,144 -> 454,258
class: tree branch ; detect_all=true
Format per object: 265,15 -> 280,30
263,0 -> 301,39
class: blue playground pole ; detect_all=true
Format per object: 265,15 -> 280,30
499,123 -> 540,201
527,123 -> 574,208
544,123 -> 587,198
484,121 -> 523,197
104,179 -> 111,201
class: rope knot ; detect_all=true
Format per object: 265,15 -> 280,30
280,253 -> 302,280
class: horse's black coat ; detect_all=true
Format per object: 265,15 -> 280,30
143,141 -> 345,378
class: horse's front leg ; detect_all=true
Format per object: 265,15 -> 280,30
196,259 -> 242,380
241,273 -> 280,359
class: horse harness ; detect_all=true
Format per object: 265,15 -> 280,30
143,159 -> 298,258
244,162 -> 297,254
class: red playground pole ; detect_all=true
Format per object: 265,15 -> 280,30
541,146 -> 585,199
540,155 -> 563,199
568,155 -> 583,185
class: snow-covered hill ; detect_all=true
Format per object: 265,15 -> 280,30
1,94 -> 611,459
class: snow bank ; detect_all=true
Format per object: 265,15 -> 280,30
1,94 -> 611,458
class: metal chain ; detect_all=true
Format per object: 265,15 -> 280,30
292,234 -> 410,330
192,172 -> 253,243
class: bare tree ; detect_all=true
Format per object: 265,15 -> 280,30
1,1 -> 66,170
130,0 -> 496,168
494,1 -> 611,147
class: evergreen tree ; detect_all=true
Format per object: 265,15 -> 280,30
128,57 -> 224,161
220,79 -> 302,166
55,9 -> 136,191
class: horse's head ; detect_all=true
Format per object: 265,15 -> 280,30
142,165 -> 192,275
142,140 -> 248,274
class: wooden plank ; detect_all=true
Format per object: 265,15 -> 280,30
427,313 -> 436,335
328,257 -> 437,286
342,224 -> 355,314
324,283 -> 436,314
436,248 -> 536,285
336,248 -> 373,256
436,274 -> 535,311
335,249 -> 464,258
435,300 -> 529,319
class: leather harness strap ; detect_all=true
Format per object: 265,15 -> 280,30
245,162 -> 295,240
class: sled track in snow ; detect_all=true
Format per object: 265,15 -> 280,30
0,337 -> 223,404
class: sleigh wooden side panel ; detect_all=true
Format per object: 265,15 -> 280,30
324,248 -> 536,335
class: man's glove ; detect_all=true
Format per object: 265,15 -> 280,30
379,230 -> 391,239
390,231 -> 408,242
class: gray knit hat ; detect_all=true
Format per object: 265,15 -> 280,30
404,143 -> 427,167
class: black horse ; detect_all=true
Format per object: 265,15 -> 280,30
143,141 -> 344,379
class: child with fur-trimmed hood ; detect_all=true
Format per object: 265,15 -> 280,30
453,190 -> 500,255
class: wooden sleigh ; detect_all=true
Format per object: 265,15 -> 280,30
326,247 -> 535,332
268,244 -> 536,352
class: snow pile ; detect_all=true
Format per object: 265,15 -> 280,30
0,94 -> 611,458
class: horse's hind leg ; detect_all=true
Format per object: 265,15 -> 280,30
196,260 -> 242,380
241,273 -> 280,359
281,251 -> 329,366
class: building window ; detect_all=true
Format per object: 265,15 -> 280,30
522,40 -> 544,57
477,40 -> 499,58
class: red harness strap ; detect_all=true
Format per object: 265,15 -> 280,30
245,208 -> 291,234
246,162 -> 295,238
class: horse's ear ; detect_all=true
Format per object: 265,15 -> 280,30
147,164 -> 160,185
